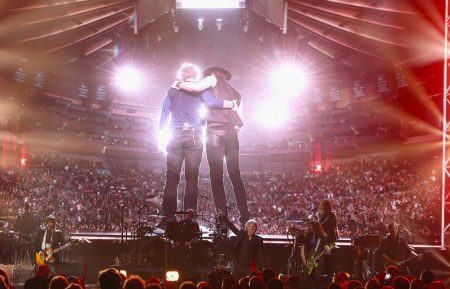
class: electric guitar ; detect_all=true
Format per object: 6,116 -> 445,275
36,241 -> 77,266
384,253 -> 424,269
304,243 -> 336,275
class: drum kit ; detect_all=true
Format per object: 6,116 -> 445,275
120,211 -> 232,272
0,216 -> 21,264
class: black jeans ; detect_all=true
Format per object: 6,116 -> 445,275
206,124 -> 249,224
162,129 -> 203,216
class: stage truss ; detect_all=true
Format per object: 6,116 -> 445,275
443,0 -> 450,248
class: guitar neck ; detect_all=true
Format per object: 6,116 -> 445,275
312,244 -> 335,262
53,243 -> 71,254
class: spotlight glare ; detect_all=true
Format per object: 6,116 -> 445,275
199,105 -> 207,119
197,18 -> 204,31
256,100 -> 289,128
114,66 -> 143,93
271,64 -> 306,98
166,271 -> 179,282
119,270 -> 127,277
158,126 -> 172,153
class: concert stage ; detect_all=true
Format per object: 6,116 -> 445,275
2,231 -> 448,286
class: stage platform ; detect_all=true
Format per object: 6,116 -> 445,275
1,231 -> 448,286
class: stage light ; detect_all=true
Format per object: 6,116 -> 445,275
256,100 -> 289,128
166,271 -> 179,281
20,158 -> 27,166
271,63 -> 307,98
119,270 -> 127,277
199,105 -> 207,119
114,66 -> 143,93
178,0 -> 243,9
216,19 -> 223,31
197,18 -> 204,31
158,126 -> 172,154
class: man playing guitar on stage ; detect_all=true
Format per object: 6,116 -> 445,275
380,222 -> 412,272
300,221 -> 331,289
35,215 -> 66,271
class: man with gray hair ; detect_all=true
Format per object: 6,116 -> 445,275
220,213 -> 265,279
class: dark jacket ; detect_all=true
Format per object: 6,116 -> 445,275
320,211 -> 338,244
207,77 -> 243,127
223,217 -> 264,270
35,228 -> 65,262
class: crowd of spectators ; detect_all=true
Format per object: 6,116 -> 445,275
0,261 -> 447,289
0,152 -> 441,243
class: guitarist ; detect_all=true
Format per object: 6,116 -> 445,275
380,222 -> 411,272
34,215 -> 65,271
319,199 -> 338,278
300,221 -> 330,289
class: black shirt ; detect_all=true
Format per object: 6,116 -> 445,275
320,212 -> 338,244
178,219 -> 200,242
303,233 -> 327,259
237,235 -> 257,266
380,234 -> 410,262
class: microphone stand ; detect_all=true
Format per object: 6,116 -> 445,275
120,204 -> 125,243
43,225 -> 48,264
137,204 -> 149,239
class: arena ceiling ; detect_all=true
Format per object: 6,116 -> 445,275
0,0 -> 444,83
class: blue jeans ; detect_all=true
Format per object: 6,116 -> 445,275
206,124 -> 249,224
162,129 -> 203,216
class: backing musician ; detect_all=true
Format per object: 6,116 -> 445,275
300,221 -> 330,289
35,215 -> 65,270
319,199 -> 338,277
220,212 -> 264,279
177,209 -> 200,244
380,222 -> 411,271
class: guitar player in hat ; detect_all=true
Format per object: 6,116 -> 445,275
35,214 -> 66,272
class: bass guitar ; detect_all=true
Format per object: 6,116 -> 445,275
304,243 -> 336,275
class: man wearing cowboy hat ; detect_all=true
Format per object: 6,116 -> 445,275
175,66 -> 250,226
158,63 -> 236,229
35,214 -> 65,267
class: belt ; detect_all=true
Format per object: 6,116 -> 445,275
207,123 -> 241,130
173,123 -> 198,131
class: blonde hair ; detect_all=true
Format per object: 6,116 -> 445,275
178,63 -> 200,81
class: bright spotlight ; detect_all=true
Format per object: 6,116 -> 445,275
197,18 -> 204,31
119,270 -> 127,277
256,100 -> 290,128
216,19 -> 223,31
166,271 -> 179,281
271,64 -> 306,98
114,66 -> 143,93
158,126 -> 172,153
199,105 -> 207,119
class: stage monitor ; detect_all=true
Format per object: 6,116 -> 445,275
176,0 -> 245,9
